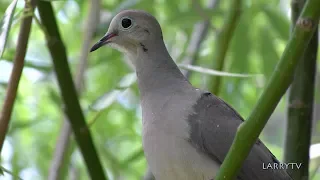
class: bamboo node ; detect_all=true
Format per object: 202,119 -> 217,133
289,99 -> 308,109
296,18 -> 314,30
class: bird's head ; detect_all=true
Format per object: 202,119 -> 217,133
90,10 -> 163,56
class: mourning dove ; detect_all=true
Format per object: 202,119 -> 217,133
90,10 -> 293,180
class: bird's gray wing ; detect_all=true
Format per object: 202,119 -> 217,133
187,92 -> 292,180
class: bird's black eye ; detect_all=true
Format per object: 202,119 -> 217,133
121,18 -> 132,29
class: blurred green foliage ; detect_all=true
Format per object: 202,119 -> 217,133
0,0 -> 319,180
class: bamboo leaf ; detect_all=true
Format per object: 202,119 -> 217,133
90,90 -> 123,111
223,13 -> 252,108
90,72 -> 137,111
0,0 -> 18,58
168,9 -> 222,27
120,147 -> 144,168
113,0 -> 142,13
257,26 -> 279,78
8,119 -> 45,134
117,72 -> 137,88
262,5 -> 290,40
0,165 -> 22,180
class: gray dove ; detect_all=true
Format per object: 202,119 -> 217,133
90,9 -> 293,180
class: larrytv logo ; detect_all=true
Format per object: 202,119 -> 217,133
262,163 -> 302,170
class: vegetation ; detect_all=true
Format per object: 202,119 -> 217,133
0,0 -> 319,180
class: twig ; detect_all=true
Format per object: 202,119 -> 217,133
69,164 -> 79,180
37,1 -> 106,180
215,0 -> 320,179
48,0 -> 101,179
178,64 -> 261,78
120,147 -> 144,168
2,58 -> 52,72
191,0 -> 219,31
0,0 -> 37,152
0,166 -> 23,180
209,0 -> 242,95
48,0 -> 101,177
48,119 -> 73,180
284,0 -> 318,179
182,0 -> 220,79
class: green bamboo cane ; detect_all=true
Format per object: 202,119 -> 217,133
37,1 -> 107,179
284,0 -> 318,179
215,0 -> 320,179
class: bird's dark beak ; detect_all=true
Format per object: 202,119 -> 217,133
90,32 -> 117,52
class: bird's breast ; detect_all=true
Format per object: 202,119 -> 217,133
142,122 -> 218,180
141,91 -> 219,180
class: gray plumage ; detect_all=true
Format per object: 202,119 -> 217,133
90,9 -> 293,180
188,92 -> 291,179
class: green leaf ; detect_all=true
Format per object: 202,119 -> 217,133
168,8 -> 222,28
262,6 -> 290,41
224,13 -> 252,112
257,27 -> 279,78
0,0 -> 18,58
0,166 -> 3,176
90,73 -> 137,111
90,90 -> 123,111
117,72 -> 137,88
0,165 -> 23,180
113,0 -> 142,13
120,147 -> 144,168
9,119 -> 45,134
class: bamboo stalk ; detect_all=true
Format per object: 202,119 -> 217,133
209,0 -> 242,95
37,1 -> 107,179
0,0 -> 37,152
215,0 -> 320,179
181,0 -> 220,79
48,0 -> 101,179
284,0 -> 318,179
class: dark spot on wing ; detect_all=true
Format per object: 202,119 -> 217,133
140,42 -> 148,52
203,92 -> 211,97
187,92 -> 224,164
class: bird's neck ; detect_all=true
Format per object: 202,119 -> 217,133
134,42 -> 192,98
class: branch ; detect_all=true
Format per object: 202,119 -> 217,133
48,120 -> 73,180
181,0 -> 220,79
69,163 -> 79,180
209,0 -> 242,95
0,0 -> 37,152
37,1 -> 106,180
215,0 -> 320,179
284,0 -> 318,179
48,0 -> 100,179
48,0 -> 101,179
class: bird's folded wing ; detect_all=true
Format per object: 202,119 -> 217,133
187,92 -> 292,180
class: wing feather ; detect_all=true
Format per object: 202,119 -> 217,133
187,92 -> 292,180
